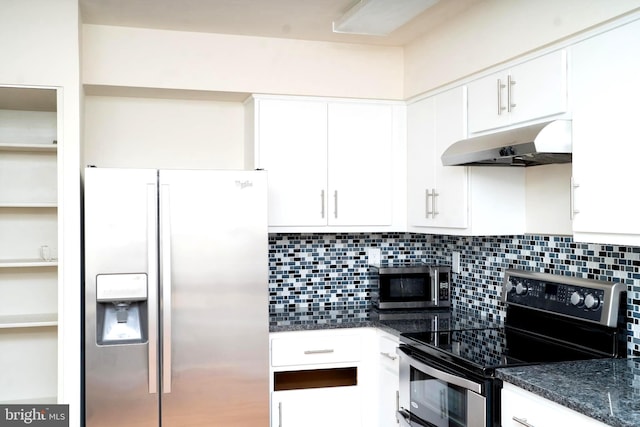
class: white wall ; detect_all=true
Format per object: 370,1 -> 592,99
0,0 -> 81,424
83,96 -> 245,169
82,24 -> 404,100
404,0 -> 640,98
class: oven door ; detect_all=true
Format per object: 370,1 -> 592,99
398,347 -> 486,427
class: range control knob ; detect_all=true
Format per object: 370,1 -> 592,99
515,281 -> 528,295
570,291 -> 585,307
505,280 -> 517,294
584,293 -> 601,310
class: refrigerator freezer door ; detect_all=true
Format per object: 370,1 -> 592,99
158,170 -> 269,427
84,168 -> 160,427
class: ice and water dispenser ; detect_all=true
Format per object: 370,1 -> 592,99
95,273 -> 148,345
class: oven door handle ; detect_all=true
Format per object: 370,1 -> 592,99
398,347 -> 482,394
397,408 -> 438,427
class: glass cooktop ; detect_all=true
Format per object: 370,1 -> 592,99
401,325 -> 614,374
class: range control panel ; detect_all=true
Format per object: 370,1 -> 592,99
503,270 -> 625,327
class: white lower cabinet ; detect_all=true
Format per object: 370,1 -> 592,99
270,328 -> 397,427
501,383 -> 608,427
377,330 -> 400,426
270,329 -> 366,427
272,386 -> 361,427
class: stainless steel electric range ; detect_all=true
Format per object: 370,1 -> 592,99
397,269 -> 627,427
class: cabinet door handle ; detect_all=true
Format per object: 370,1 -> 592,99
432,188 -> 439,217
334,190 -> 338,219
512,416 -> 535,427
304,349 -> 334,355
570,177 -> 580,219
425,189 -> 431,218
278,402 -> 283,427
320,189 -> 325,219
380,351 -> 398,361
507,74 -> 517,112
497,78 -> 506,115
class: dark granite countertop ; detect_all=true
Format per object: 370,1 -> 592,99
268,306 -> 503,336
497,358 -> 640,427
268,307 -> 437,336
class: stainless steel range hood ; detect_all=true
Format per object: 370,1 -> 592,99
441,120 -> 572,167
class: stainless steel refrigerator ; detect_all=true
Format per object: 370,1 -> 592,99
83,167 -> 269,427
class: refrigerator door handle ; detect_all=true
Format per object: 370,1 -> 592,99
147,183 -> 159,394
160,183 -> 173,394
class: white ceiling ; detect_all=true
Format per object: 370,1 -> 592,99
79,0 -> 483,47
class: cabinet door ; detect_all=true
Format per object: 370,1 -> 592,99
407,97 -> 436,227
501,383 -> 609,427
272,387 -> 362,427
468,50 -> 567,134
408,88 -> 468,230
467,70 -> 509,134
378,333 -> 399,426
508,49 -> 567,127
432,88 -> 468,229
257,99 -> 328,227
571,19 -> 640,242
327,103 -> 393,226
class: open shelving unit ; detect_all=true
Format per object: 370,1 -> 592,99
0,86 -> 58,404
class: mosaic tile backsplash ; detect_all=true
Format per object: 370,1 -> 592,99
268,233 -> 640,356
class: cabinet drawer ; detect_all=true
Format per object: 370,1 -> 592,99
271,333 -> 361,367
501,383 -> 609,427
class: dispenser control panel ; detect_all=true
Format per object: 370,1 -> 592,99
96,273 -> 147,302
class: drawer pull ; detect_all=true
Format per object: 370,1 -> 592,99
304,349 -> 334,355
513,416 -> 535,427
380,351 -> 398,361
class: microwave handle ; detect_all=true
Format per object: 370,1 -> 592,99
431,268 -> 439,306
398,347 -> 482,394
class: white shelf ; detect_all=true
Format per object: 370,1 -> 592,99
1,396 -> 57,404
0,142 -> 57,152
0,259 -> 58,268
0,202 -> 58,208
0,313 -> 57,329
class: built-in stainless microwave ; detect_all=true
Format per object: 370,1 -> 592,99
370,265 -> 451,310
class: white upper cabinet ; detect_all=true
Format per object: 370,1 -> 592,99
251,98 -> 328,227
468,49 -> 568,134
327,102 -> 394,227
248,95 -> 405,232
407,87 -> 468,229
407,87 -> 526,236
570,18 -> 640,245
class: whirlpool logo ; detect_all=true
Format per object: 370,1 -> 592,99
235,180 -> 253,189
1,405 -> 68,426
